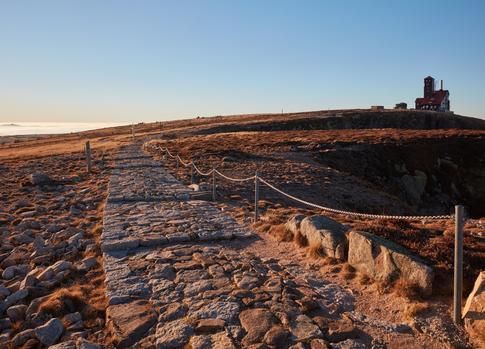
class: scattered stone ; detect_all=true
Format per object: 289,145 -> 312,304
7,304 -> 27,321
34,318 -> 64,346
29,172 -> 55,186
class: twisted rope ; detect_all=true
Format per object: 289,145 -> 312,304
147,143 -> 455,221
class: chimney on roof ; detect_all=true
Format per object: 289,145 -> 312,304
441,80 -> 443,90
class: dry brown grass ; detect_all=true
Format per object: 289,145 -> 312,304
38,286 -> 85,316
308,242 -> 325,259
404,302 -> 429,320
357,272 -> 371,285
341,263 -> 356,280
294,230 -> 308,247
269,224 -> 293,242
393,278 -> 425,300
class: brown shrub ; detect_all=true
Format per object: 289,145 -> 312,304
357,272 -> 371,285
269,224 -> 293,242
341,263 -> 356,280
404,302 -> 429,320
393,278 -> 425,300
38,286 -> 85,316
294,231 -> 308,247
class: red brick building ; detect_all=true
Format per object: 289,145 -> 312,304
415,76 -> 450,112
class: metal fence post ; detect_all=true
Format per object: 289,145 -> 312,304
85,141 -> 92,173
212,168 -> 216,201
453,205 -> 464,324
163,149 -> 167,161
254,170 -> 260,221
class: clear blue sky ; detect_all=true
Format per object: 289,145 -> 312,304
1,0 -> 484,123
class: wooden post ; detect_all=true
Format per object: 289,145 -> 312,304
212,168 -> 216,201
176,156 -> 179,177
190,165 -> 194,184
254,170 -> 260,221
453,205 -> 464,324
85,141 -> 92,173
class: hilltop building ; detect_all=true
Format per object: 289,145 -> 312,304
394,102 -> 407,110
415,76 -> 450,112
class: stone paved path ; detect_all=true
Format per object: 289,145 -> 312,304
100,144 -> 365,348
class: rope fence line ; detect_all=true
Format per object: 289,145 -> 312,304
145,141 -> 470,324
146,143 -> 456,221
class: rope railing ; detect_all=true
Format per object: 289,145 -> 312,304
144,142 -> 473,326
146,143 -> 456,221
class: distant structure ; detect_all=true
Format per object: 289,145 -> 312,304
371,105 -> 384,111
394,102 -> 407,110
415,76 -> 450,112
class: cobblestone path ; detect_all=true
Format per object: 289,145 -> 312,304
101,144 -> 362,348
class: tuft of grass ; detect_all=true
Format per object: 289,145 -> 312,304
393,278 -> 425,300
38,286 -> 85,316
404,302 -> 429,320
294,231 -> 308,247
269,224 -> 293,242
357,272 -> 371,285
308,242 -> 325,259
341,263 -> 356,280
322,256 -> 338,265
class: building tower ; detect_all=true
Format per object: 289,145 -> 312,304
424,76 -> 435,98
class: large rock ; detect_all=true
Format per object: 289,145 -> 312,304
348,231 -> 434,295
463,271 -> 485,348
285,214 -> 305,235
300,215 -> 348,260
34,318 -> 64,346
106,300 -> 157,348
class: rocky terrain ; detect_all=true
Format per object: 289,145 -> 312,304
1,109 -> 484,348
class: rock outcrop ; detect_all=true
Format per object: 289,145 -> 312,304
299,215 -> 348,261
348,231 -> 434,295
463,271 -> 485,347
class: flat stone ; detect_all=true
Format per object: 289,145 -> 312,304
239,308 -> 277,345
191,301 -> 240,324
155,319 -> 193,349
263,325 -> 290,347
106,300 -> 157,348
195,318 -> 226,334
290,315 -> 323,342
159,302 -> 187,322
326,317 -> 359,342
